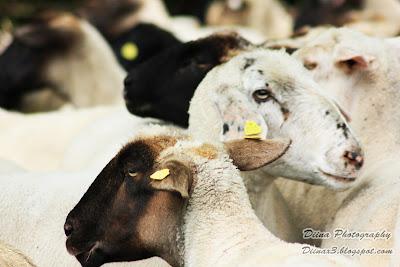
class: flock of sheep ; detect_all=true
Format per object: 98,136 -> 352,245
1,0 -> 400,266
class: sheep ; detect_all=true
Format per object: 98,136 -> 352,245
343,0 -> 400,37
185,48 -> 364,243
69,47 -> 363,187
62,48 -> 364,245
65,132 -> 359,267
81,0 -> 172,39
0,106 -> 126,171
0,127 -> 175,267
272,28 -> 400,266
205,0 -> 293,39
0,241 -> 36,267
2,27 -> 239,171
123,32 -> 252,127
0,11 -> 125,111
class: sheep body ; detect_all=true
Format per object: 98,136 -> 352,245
182,149 -> 359,267
0,241 -> 36,267
0,106 -> 120,171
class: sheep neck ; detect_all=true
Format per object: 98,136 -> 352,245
351,67 -> 400,166
182,157 -> 280,267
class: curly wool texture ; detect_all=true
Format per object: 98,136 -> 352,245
164,140 -> 359,267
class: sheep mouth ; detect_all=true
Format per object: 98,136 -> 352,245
75,246 -> 105,267
319,169 -> 357,183
66,241 -> 104,267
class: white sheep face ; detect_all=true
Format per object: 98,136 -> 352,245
292,28 -> 389,118
189,49 -> 363,189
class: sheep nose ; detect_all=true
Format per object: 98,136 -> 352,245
64,221 -> 74,237
343,150 -> 364,170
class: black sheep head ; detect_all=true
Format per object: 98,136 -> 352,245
123,32 -> 252,127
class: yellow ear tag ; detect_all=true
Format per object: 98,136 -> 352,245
150,169 -> 170,180
121,42 -> 139,61
244,120 -> 262,139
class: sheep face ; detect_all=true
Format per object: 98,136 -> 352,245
65,136 -> 186,267
65,134 -> 289,267
123,33 -> 250,127
190,50 -> 364,189
293,28 -> 390,122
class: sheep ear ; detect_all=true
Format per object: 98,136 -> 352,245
224,138 -> 291,171
149,160 -> 192,198
335,48 -> 376,70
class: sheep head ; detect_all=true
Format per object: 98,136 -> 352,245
189,49 -> 364,189
123,32 -> 251,127
65,133 -> 289,267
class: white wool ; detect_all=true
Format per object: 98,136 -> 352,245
44,19 -> 126,107
0,158 -> 25,174
205,0 -> 293,39
0,241 -> 36,267
169,16 -> 267,44
345,0 -> 400,37
273,28 -> 400,266
0,106 -> 121,171
61,114 -> 182,172
165,142 -> 359,267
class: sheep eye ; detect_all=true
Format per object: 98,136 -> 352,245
128,170 -> 138,177
253,89 -> 271,103
304,61 -> 317,70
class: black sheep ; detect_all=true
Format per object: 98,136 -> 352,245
123,32 -> 251,127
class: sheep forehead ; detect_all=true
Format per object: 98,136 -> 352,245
304,28 -> 382,57
160,140 -> 223,163
227,50 -> 313,95
122,134 -> 180,165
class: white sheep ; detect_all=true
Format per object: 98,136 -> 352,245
42,13 -> 125,107
273,28 -> 400,267
344,0 -> 400,37
0,241 -> 36,267
64,131 -> 359,267
205,0 -> 293,39
187,48 -> 364,242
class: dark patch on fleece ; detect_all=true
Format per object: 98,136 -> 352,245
243,58 -> 255,70
337,122 -> 349,139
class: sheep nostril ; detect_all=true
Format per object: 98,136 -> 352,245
64,222 -> 74,237
344,151 -> 364,170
